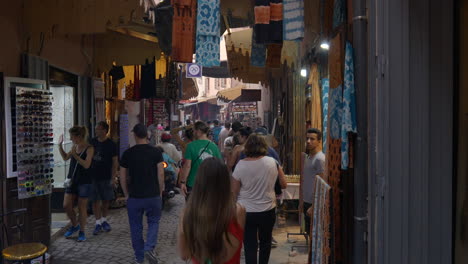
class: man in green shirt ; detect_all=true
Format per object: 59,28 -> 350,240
180,121 -> 222,198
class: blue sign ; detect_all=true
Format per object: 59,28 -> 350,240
186,63 -> 203,78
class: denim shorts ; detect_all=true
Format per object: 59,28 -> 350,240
89,180 -> 115,201
65,184 -> 92,198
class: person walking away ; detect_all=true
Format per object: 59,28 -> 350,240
239,127 -> 283,246
157,133 -> 181,163
179,121 -> 222,199
303,129 -> 326,234
59,126 -> 95,242
218,122 -> 231,156
232,134 -> 287,264
120,124 -> 165,264
178,158 -> 246,264
227,127 -> 252,172
90,121 -> 119,235
211,120 -> 222,145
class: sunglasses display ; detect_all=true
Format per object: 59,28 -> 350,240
14,87 -> 55,199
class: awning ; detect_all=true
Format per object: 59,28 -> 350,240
217,85 -> 245,102
217,86 -> 262,103
202,61 -> 231,78
181,71 -> 199,100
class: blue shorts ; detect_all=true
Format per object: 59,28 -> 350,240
89,180 -> 115,201
65,184 -> 92,198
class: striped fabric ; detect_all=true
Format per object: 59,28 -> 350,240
283,0 -> 304,40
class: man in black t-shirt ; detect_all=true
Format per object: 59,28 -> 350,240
120,124 -> 164,264
90,121 -> 119,235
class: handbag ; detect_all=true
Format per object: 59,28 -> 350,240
63,148 -> 87,188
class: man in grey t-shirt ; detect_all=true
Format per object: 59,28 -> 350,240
302,128 -> 326,235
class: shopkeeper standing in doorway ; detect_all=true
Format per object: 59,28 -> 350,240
90,121 -> 119,235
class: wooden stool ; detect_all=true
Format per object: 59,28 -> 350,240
2,242 -> 47,263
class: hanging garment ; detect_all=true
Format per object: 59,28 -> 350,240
283,0 -> 304,40
321,78 -> 330,153
329,32 -> 343,89
269,0 -> 283,43
325,137 -> 342,263
266,43 -> 282,68
332,0 -> 346,29
172,0 -> 196,62
323,0 -> 334,37
109,65 -> 125,80
141,58 -> 156,99
196,0 -> 221,67
309,175 -> 331,264
281,40 -> 299,67
134,65 -> 141,101
308,64 -> 322,130
254,0 -> 283,44
156,53 -> 167,79
154,0 -> 173,55
341,42 -> 357,170
251,29 -> 266,67
328,84 -> 343,139
254,0 -> 270,44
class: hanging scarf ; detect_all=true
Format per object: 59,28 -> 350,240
341,42 -> 357,169
196,0 -> 221,67
283,0 -> 304,40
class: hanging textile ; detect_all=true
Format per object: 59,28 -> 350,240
141,58 -> 156,99
309,175 -> 332,264
172,0 -> 196,63
196,0 -> 221,67
328,84 -> 343,139
266,43 -> 282,68
329,32 -> 343,89
283,0 -> 304,40
281,40 -> 299,67
156,53 -> 167,79
251,29 -> 266,67
325,137 -> 342,263
254,0 -> 270,44
332,0 -> 346,29
154,0 -> 173,55
308,64 -> 322,130
254,0 -> 283,44
341,42 -> 357,169
269,0 -> 283,43
321,78 -> 330,153
134,65 -> 141,101
323,0 -> 334,37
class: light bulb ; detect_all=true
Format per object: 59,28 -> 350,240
300,69 -> 307,77
320,42 -> 330,50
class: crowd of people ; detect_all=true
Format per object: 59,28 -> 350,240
58,119 -> 325,264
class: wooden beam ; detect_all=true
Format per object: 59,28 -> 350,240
107,26 -> 158,43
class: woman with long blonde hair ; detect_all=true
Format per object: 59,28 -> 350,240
59,126 -> 94,242
178,158 -> 246,264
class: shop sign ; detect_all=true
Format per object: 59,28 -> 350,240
186,63 -> 203,78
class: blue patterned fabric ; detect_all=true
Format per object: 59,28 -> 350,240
196,0 -> 221,67
328,84 -> 343,140
321,78 -> 329,153
251,29 -> 266,67
332,0 -> 346,29
341,42 -> 357,169
283,0 -> 304,40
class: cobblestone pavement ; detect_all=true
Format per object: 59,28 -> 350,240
50,195 -> 308,264
50,195 -> 186,264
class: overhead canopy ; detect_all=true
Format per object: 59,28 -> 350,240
217,86 -> 261,103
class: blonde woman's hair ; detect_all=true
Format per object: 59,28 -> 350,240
69,126 -> 88,141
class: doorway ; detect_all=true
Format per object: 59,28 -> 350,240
455,1 -> 468,263
50,85 -> 75,188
